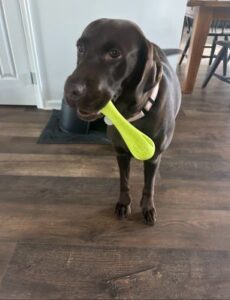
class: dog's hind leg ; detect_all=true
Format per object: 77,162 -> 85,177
140,155 -> 161,226
115,153 -> 132,219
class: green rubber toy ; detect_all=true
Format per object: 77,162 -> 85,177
100,101 -> 155,160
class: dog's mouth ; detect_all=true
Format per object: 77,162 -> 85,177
76,93 -> 120,122
77,108 -> 103,122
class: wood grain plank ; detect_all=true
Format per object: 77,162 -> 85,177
0,152 -> 229,181
139,178 -> 230,210
0,136 -> 114,156
0,124 -> 45,138
0,107 -> 50,123
167,140 -> 230,161
0,175 -> 230,251
0,243 -> 229,299
0,243 -> 16,284
0,175 -> 119,205
1,175 -> 229,210
0,153 -> 120,177
160,157 -> 230,181
107,248 -> 230,299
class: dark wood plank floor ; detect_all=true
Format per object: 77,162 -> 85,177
0,63 -> 230,299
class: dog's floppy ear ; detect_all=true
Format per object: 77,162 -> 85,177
135,40 -> 163,102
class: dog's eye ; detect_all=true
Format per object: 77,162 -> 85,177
77,44 -> 85,54
109,48 -> 121,59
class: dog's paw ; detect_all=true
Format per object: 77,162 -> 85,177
142,208 -> 157,226
115,202 -> 131,219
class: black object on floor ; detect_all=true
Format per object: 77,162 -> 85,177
37,99 -> 110,144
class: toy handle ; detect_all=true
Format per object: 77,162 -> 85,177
100,101 -> 155,160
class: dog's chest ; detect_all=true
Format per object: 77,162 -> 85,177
106,117 -> 154,153
107,126 -> 129,151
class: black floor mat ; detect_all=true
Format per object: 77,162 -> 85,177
37,110 -> 111,144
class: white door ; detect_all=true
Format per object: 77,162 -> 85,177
0,0 -> 37,105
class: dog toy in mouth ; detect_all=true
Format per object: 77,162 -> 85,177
100,101 -> 155,160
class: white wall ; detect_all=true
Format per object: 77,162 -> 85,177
30,0 -> 186,108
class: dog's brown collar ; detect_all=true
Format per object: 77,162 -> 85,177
127,82 -> 159,123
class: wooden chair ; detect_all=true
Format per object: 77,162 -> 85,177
202,40 -> 230,88
179,17 -> 230,65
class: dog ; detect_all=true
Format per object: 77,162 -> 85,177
64,19 -> 181,225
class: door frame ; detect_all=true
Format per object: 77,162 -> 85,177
18,0 -> 44,109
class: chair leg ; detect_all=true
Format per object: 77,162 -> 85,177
202,46 -> 226,88
185,16 -> 190,34
179,35 -> 191,65
223,47 -> 228,76
209,36 -> 217,65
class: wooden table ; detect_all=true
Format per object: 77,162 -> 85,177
182,0 -> 230,94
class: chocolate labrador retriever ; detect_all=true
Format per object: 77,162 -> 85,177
64,19 -> 181,225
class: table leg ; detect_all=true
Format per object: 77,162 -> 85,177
182,6 -> 213,94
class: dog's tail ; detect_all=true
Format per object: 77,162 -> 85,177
163,48 -> 182,56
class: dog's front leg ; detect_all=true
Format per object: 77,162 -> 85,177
141,155 -> 161,225
115,153 -> 132,219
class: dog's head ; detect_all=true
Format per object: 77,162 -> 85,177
64,18 -> 162,121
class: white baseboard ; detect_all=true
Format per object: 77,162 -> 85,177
43,99 -> 62,110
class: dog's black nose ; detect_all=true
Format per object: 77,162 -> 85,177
71,83 -> 86,98
65,81 -> 87,107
